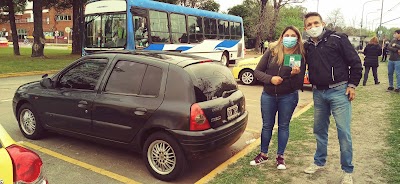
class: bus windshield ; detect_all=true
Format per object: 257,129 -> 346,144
85,13 -> 127,48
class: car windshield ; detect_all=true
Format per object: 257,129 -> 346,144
85,13 -> 127,48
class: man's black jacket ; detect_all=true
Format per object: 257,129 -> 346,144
304,29 -> 363,87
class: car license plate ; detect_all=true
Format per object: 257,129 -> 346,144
227,104 -> 239,121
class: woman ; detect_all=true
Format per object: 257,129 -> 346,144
250,26 -> 306,170
363,36 -> 382,86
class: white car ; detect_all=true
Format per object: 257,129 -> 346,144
0,37 -> 9,47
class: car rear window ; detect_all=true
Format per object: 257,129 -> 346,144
184,63 -> 237,102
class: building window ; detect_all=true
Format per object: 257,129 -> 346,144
56,15 -> 72,21
17,29 -> 27,40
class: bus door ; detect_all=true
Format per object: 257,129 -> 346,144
131,8 -> 149,49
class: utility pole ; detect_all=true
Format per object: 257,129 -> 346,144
378,0 -> 384,41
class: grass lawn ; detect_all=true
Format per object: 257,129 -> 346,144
386,93 -> 400,184
0,47 -> 80,74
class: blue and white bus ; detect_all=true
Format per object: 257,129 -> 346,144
84,0 -> 245,66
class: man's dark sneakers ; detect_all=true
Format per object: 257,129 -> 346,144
388,87 -> 394,91
250,153 -> 268,166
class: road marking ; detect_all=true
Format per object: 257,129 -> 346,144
0,99 -> 12,102
245,128 -> 259,134
21,142 -> 141,184
195,102 -> 314,184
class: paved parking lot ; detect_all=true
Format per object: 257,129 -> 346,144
0,70 -> 312,183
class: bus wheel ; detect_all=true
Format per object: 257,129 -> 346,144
220,52 -> 229,67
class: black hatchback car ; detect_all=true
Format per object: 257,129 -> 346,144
12,51 -> 248,181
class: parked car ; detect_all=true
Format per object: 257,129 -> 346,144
13,51 -> 248,181
0,37 -> 9,47
232,55 -> 310,85
0,124 -> 47,184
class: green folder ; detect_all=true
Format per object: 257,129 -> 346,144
283,54 -> 301,67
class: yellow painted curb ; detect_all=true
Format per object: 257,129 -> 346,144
0,70 -> 59,78
195,102 -> 314,184
21,141 -> 141,184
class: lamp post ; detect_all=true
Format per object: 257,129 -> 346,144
365,11 -> 380,32
378,0 -> 384,41
360,0 -> 379,36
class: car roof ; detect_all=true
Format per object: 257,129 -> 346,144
92,50 -> 214,67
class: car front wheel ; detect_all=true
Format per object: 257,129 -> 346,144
239,69 -> 257,85
17,103 -> 45,139
143,132 -> 187,181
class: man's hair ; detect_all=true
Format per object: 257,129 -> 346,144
304,12 -> 323,26
395,29 -> 400,34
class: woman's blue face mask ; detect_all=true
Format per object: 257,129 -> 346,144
282,37 -> 298,48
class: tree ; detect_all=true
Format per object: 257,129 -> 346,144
31,0 -> 45,57
274,5 -> 305,40
267,0 -> 305,41
326,8 -> 345,31
0,0 -> 26,56
199,0 -> 219,12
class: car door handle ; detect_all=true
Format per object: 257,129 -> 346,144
134,108 -> 147,116
78,100 -> 88,108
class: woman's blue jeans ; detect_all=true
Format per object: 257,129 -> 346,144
260,91 -> 298,155
388,60 -> 400,88
312,84 -> 354,173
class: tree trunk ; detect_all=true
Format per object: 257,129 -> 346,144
31,0 -> 45,57
7,0 -> 20,55
71,0 -> 83,55
267,8 -> 279,41
255,0 -> 268,53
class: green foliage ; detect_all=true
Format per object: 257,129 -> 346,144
198,0 -> 219,12
228,0 -> 259,38
274,5 -> 306,40
0,0 -> 26,23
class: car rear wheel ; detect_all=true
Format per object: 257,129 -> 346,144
221,52 -> 229,67
143,132 -> 187,181
17,103 -> 45,139
239,69 -> 256,85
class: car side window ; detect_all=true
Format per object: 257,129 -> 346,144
140,65 -> 162,97
105,60 -> 147,94
59,60 -> 107,90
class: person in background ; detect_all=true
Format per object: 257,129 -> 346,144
362,36 -> 382,86
260,40 -> 265,54
302,12 -> 362,184
387,29 -> 400,92
251,26 -> 306,170
264,40 -> 269,53
381,41 -> 389,62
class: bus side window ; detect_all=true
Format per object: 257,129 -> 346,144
204,18 -> 217,39
170,13 -> 187,44
149,10 -> 170,44
188,16 -> 203,43
218,20 -> 229,40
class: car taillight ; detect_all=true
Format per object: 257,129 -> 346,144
190,103 -> 210,131
6,144 -> 47,184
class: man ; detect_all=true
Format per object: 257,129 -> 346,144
302,12 -> 363,184
387,30 -> 400,92
381,41 -> 389,62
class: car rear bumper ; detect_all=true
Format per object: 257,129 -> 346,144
169,111 -> 248,157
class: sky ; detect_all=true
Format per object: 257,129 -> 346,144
215,0 -> 400,29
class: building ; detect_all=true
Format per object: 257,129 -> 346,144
0,2 -> 73,44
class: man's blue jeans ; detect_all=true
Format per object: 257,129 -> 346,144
312,84 -> 354,173
388,60 -> 400,88
260,91 -> 298,155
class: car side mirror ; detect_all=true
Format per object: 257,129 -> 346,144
40,78 -> 53,88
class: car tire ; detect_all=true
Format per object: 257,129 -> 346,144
221,52 -> 229,67
17,103 -> 45,140
143,132 -> 187,181
239,69 -> 257,85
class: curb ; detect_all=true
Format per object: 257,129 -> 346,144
195,102 -> 314,184
0,70 -> 59,78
